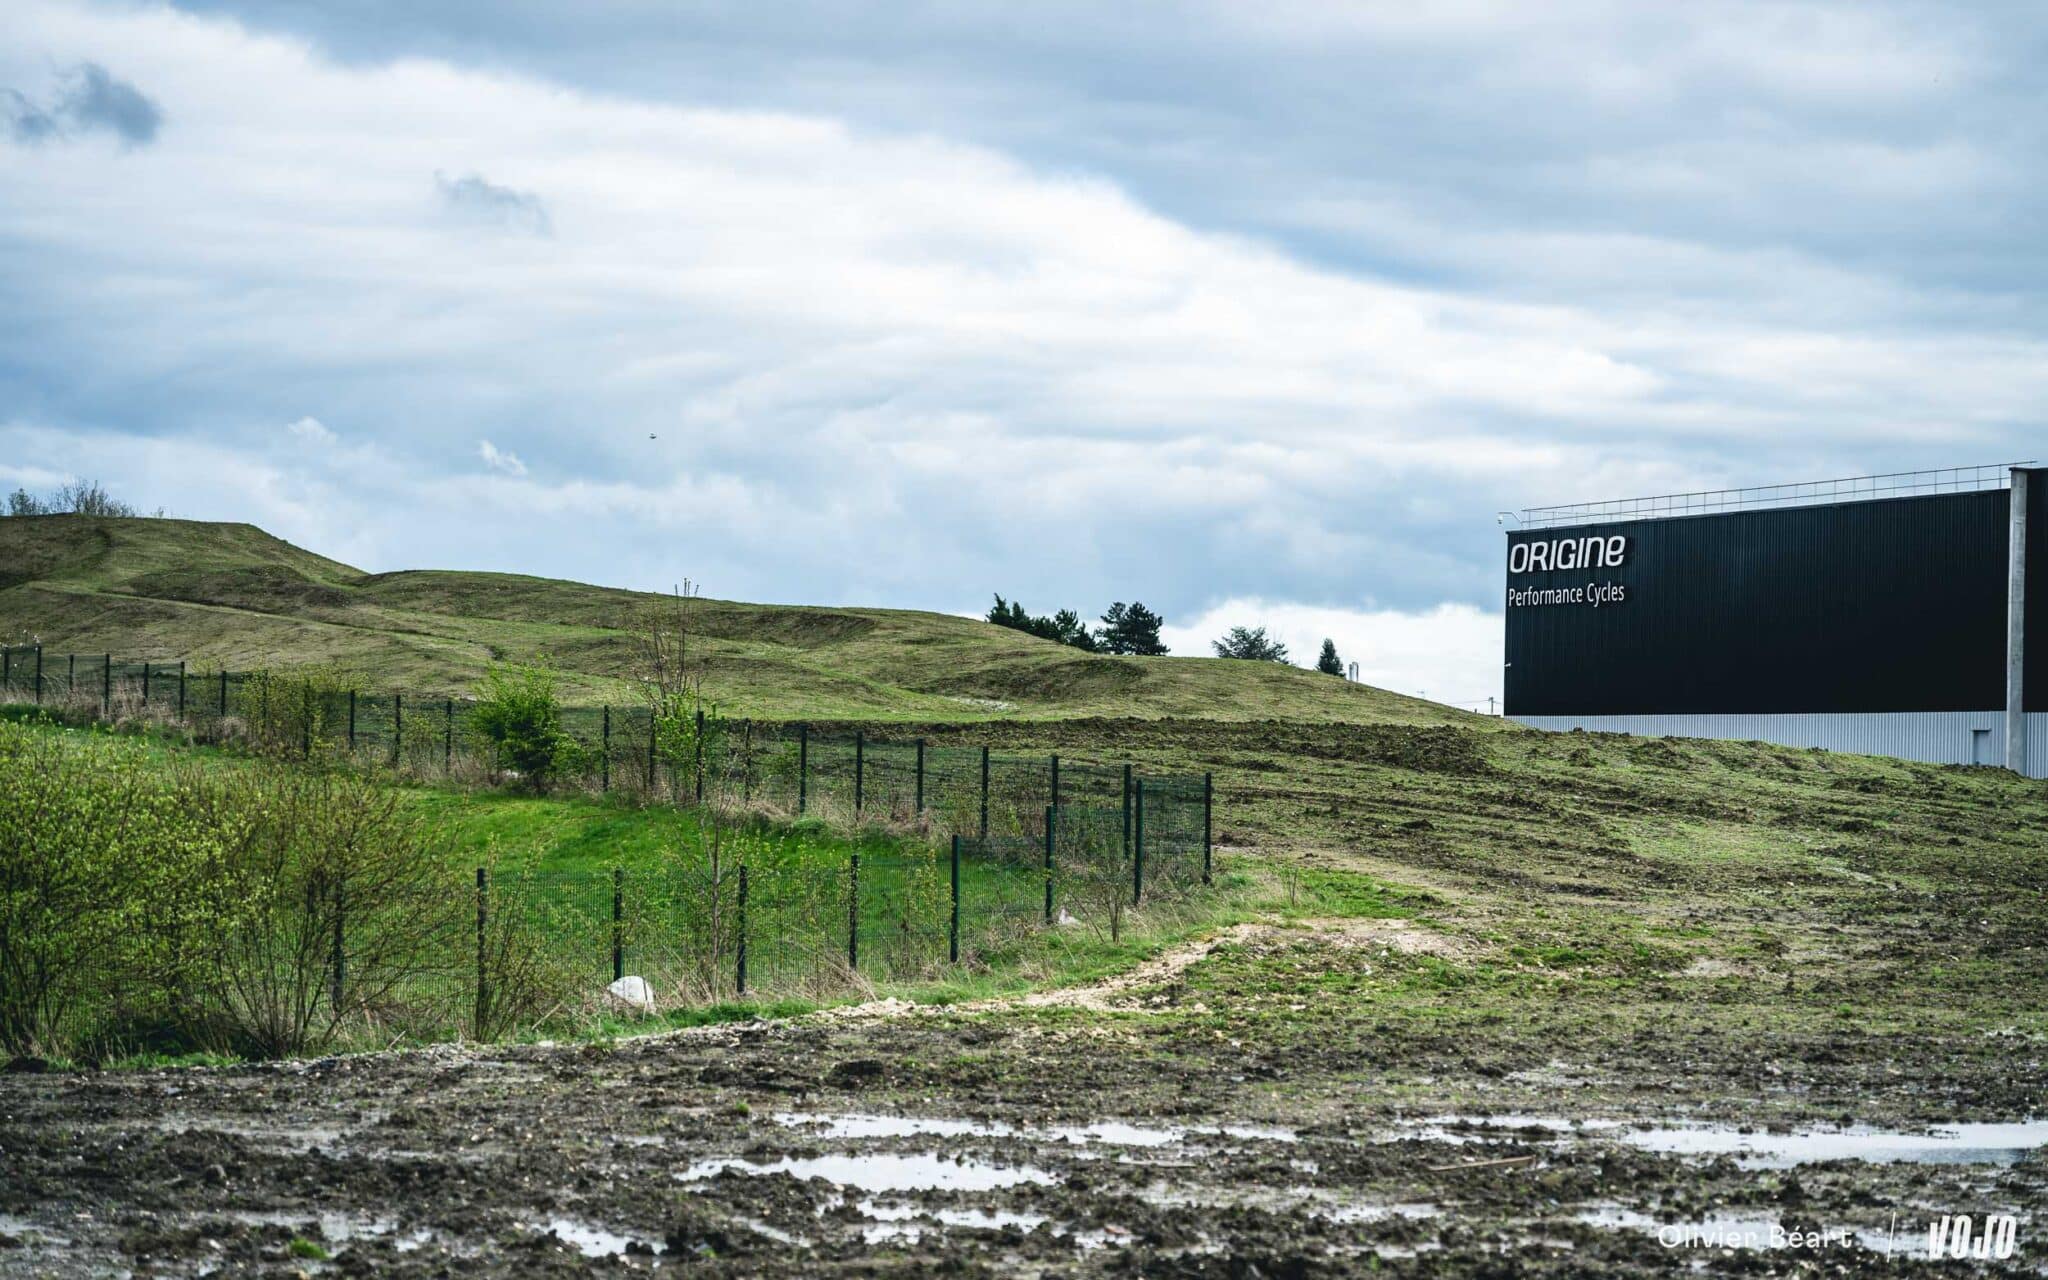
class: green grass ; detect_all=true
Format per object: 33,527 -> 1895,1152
3,717 -> 1268,1053
0,515 -> 1466,724
7,519 -> 2044,1090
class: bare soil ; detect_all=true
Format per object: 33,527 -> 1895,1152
4,920 -> 2042,1277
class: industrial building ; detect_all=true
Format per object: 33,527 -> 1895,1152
1503,463 -> 2045,777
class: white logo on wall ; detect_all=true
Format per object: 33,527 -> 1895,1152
1507,534 -> 1630,609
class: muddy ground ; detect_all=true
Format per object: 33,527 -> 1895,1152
5,722 -> 2046,1276
4,919 -> 2043,1277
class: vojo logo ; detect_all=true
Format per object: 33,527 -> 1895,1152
1926,1214 -> 2018,1261
1508,534 -> 1628,575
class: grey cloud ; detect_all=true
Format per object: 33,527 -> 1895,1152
12,0 -> 2048,709
435,171 -> 551,235
4,90 -> 60,143
6,63 -> 162,146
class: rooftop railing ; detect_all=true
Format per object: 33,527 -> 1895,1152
1504,462 -> 2033,530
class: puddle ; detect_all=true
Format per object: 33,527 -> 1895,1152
1620,1121 -> 2048,1168
773,1111 -> 1297,1149
1400,1114 -> 2048,1167
775,1112 -> 996,1140
681,1152 -> 1057,1192
538,1218 -> 665,1258
217,1209 -> 399,1243
857,1200 -> 1050,1243
1049,1120 -> 1184,1147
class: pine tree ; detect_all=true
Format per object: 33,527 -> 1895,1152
1212,626 -> 1289,662
1316,638 -> 1343,675
1098,602 -> 1169,655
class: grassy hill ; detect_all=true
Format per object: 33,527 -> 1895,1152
0,516 -> 1470,724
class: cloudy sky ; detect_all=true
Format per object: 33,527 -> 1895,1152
5,1 -> 2046,709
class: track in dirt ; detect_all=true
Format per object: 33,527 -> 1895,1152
4,921 -> 2042,1278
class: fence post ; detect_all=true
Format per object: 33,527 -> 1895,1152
474,867 -> 489,1038
612,867 -> 624,983
979,746 -> 990,839
949,835 -> 961,964
647,714 -> 657,799
601,705 -> 611,792
694,707 -> 705,805
736,864 -> 749,997
1050,752 -> 1059,813
393,691 -> 403,767
1044,804 -> 1055,924
142,660 -> 150,707
854,730 -> 865,817
1133,778 -> 1146,905
444,698 -> 454,774
1203,772 -> 1214,886
330,876 -> 345,1013
347,689 -> 357,751
177,660 -> 186,721
798,723 -> 809,815
34,646 -> 43,705
847,851 -> 859,974
218,668 -> 227,717
915,739 -> 925,813
1121,763 -> 1132,863
102,653 -> 111,715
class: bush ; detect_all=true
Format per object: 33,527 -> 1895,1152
470,663 -> 580,790
173,767 -> 454,1057
0,722 -> 222,1057
0,720 -> 458,1060
228,666 -> 360,759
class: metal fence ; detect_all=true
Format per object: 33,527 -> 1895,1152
1,648 -> 1218,1026
0,649 -> 1211,848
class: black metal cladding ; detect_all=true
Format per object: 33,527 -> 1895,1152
1504,489 -> 2012,717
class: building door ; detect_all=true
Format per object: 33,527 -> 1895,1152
1971,728 -> 1993,765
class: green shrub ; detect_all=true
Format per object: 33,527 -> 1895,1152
172,767 -> 456,1057
469,663 -> 581,791
0,721 -> 224,1058
0,721 -> 459,1060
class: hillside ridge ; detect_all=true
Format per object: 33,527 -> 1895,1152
0,516 -> 1474,726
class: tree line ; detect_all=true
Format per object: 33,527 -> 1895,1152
985,596 -> 1169,655
987,596 -> 1349,677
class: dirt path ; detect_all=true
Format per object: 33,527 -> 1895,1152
810,915 -> 1471,1021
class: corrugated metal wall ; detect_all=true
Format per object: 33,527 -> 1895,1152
2027,469 -> 2047,713
1513,711 -> 2046,776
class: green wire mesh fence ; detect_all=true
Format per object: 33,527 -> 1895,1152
2,648 -> 1218,1028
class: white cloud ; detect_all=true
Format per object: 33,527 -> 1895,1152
0,462 -> 75,490
1163,599 -> 1503,711
1,0 -> 2045,645
286,415 -> 334,445
477,439 -> 526,476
